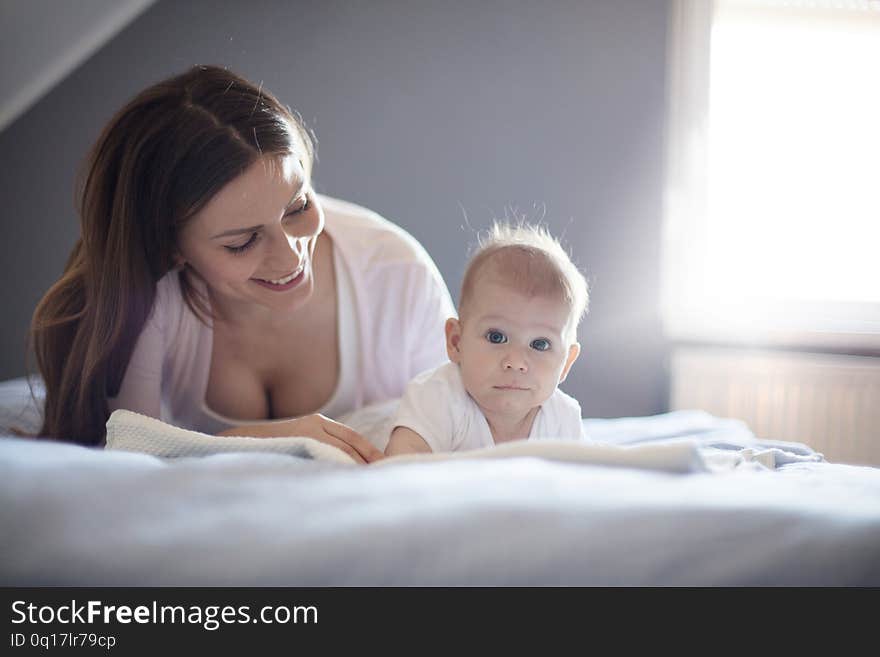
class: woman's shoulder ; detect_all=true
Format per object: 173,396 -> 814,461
319,194 -> 434,268
154,269 -> 184,310
150,269 -> 201,336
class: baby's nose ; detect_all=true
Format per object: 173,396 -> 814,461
502,351 -> 528,372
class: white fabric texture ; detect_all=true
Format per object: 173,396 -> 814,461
3,420 -> 877,586
105,383 -> 818,475
105,408 -> 705,473
6,376 -> 866,586
105,409 -> 355,464
700,446 -> 824,470
391,361 -> 585,452
107,194 -> 456,434
380,438 -> 706,473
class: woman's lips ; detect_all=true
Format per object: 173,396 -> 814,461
251,268 -> 305,291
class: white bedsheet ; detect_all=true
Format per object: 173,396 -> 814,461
1,378 -> 879,586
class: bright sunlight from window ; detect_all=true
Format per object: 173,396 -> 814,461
667,1 -> 880,346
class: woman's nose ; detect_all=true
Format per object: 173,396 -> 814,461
267,229 -> 305,269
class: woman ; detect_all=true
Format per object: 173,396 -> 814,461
30,65 -> 455,463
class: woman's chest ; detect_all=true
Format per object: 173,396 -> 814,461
204,316 -> 339,421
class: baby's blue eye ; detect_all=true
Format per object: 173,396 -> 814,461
530,338 -> 551,352
485,330 -> 507,344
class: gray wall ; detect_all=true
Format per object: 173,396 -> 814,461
0,0 -> 670,419
0,0 -> 155,132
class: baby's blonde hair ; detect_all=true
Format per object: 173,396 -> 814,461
459,222 -> 590,343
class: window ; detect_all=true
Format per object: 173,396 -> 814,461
662,0 -> 880,350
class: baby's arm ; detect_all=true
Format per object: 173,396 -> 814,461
386,362 -> 459,456
385,426 -> 433,456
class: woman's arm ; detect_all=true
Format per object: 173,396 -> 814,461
218,414 -> 384,464
107,299 -> 165,420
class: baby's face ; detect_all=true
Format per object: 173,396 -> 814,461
448,278 -> 579,420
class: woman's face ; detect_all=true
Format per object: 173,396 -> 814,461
176,155 -> 324,320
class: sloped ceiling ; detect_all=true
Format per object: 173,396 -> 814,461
0,0 -> 156,133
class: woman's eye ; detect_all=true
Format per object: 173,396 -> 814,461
284,195 -> 310,218
225,232 -> 259,254
485,330 -> 508,344
530,338 -> 551,352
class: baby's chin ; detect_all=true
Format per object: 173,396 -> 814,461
471,392 -> 542,417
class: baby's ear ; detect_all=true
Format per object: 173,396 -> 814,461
558,342 -> 581,383
445,317 -> 462,363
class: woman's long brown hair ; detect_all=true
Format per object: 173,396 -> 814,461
29,65 -> 314,445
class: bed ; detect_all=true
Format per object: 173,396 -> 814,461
1,376 -> 878,586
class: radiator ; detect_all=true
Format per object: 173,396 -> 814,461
670,346 -> 880,466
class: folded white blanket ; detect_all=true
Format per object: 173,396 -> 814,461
105,409 -> 707,472
700,446 -> 824,470
105,409 -> 822,473
105,410 -> 355,465
378,438 -> 707,473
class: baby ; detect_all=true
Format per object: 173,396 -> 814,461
385,222 -> 589,455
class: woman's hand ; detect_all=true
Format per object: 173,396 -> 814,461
218,414 -> 384,464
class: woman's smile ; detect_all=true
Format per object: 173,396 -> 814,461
251,266 -> 306,291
